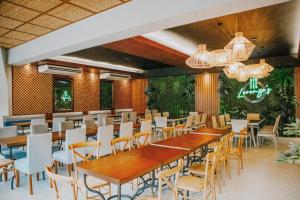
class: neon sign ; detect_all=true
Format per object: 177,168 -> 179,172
237,78 -> 272,103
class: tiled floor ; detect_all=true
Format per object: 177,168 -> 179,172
1,140 -> 300,200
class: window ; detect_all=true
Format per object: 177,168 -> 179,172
100,80 -> 113,109
53,78 -> 73,112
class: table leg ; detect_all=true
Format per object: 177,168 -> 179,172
250,126 -> 257,147
117,184 -> 121,200
83,174 -> 105,200
9,147 -> 13,160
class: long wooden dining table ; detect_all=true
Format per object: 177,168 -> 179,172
0,123 -> 140,159
76,127 -> 231,200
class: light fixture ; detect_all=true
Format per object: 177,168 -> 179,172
211,23 -> 232,66
223,59 -> 273,82
224,32 -> 255,62
186,44 -> 213,68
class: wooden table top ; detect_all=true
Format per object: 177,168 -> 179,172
152,133 -> 220,151
191,127 -> 231,136
0,123 -> 140,148
77,145 -> 188,185
15,120 -> 53,127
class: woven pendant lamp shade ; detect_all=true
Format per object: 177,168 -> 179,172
186,44 -> 213,68
224,32 -> 255,62
211,49 -> 232,66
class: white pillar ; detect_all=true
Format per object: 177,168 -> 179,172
0,48 -> 12,127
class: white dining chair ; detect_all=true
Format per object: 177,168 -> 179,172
52,128 -> 86,176
15,133 -> 52,195
186,115 -> 194,131
30,118 -> 45,125
154,117 -> 167,136
199,113 -> 207,128
0,126 -> 18,138
189,112 -> 198,116
162,112 -> 169,118
30,123 -> 49,135
59,121 -> 74,132
129,111 -> 137,123
97,114 -> 108,126
193,114 -> 201,129
231,119 -> 251,150
121,112 -> 129,123
119,122 -> 134,138
140,120 -> 153,143
52,117 -> 66,132
257,115 -> 281,149
97,125 -> 114,156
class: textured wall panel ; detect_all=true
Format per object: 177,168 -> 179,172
12,64 -> 53,115
113,79 -> 132,109
132,78 -> 148,113
195,73 -> 220,127
295,67 -> 300,119
73,71 -> 100,112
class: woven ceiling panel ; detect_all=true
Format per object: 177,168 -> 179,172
16,23 -> 52,35
48,3 -> 93,22
0,16 -> 23,29
70,0 -> 122,13
0,36 -> 24,46
0,43 -> 13,48
0,27 -> 9,36
4,31 -> 36,41
0,1 -> 40,22
30,14 -> 70,29
8,0 -> 63,12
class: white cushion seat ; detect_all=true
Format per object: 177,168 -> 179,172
177,176 -> 205,192
52,150 -> 72,164
14,158 -> 29,174
77,175 -> 110,190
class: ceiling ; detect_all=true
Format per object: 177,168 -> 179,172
0,0 -> 130,48
59,0 -> 299,75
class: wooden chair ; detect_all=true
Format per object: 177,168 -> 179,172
59,121 -> 74,132
219,115 -> 231,129
176,151 -> 218,200
69,141 -> 111,199
134,132 -> 151,148
225,113 -> 231,123
137,160 -> 184,200
162,127 -> 175,140
144,113 -> 152,121
247,113 -> 260,121
193,115 -> 201,130
175,124 -> 187,136
111,137 -> 131,154
199,113 -> 207,128
45,166 -> 78,200
229,129 -> 247,175
231,119 -> 251,150
162,112 -> 170,118
257,115 -> 280,149
212,116 -> 218,129
186,116 -> 194,131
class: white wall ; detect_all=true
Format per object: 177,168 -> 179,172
0,48 -> 12,127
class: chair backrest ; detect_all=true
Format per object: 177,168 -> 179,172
27,133 -> 52,174
82,115 -> 93,121
157,160 -> 184,200
134,132 -> 151,148
189,112 -> 198,116
225,113 -> 231,122
201,113 -> 207,123
65,128 -> 86,163
97,114 -> 108,127
273,115 -> 281,136
129,111 -> 137,122
52,117 -> 66,132
111,137 -> 131,154
82,119 -> 97,129
162,112 -> 169,117
0,126 -> 18,138
231,119 -> 248,133
175,124 -> 187,136
154,117 -> 167,128
238,129 -> 247,151
163,127 -> 175,139
194,114 -> 201,126
212,116 -> 218,129
186,116 -> 194,128
30,123 -> 49,134
141,120 -> 152,133
31,118 -> 45,125
119,122 -> 133,138
106,117 -> 114,125
203,150 -> 218,193
45,166 -> 77,200
59,121 -> 74,132
145,109 -> 151,114
152,109 -> 158,114
247,113 -> 260,121
219,115 -> 226,127
97,125 -> 114,156
70,141 -> 101,165
144,113 -> 152,120
121,112 -> 129,123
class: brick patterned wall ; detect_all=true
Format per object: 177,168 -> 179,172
12,64 -> 100,115
73,71 -> 100,112
12,64 -> 53,115
113,79 -> 132,109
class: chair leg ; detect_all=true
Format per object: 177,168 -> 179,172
67,164 -> 72,177
54,161 -> 58,174
237,159 -> 240,175
28,174 -> 33,195
245,137 -> 248,150
273,136 -> 277,149
257,135 -> 259,148
36,172 -> 39,181
16,170 -> 20,187
240,154 -> 244,169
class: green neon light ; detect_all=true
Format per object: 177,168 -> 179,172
237,78 -> 272,103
